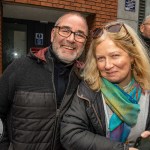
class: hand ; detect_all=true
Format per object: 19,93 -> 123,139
141,131 -> 150,138
129,148 -> 138,150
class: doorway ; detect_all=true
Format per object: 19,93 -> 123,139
2,18 -> 54,71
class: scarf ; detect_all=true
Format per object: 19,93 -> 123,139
101,78 -> 141,142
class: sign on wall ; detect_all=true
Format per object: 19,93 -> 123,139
125,0 -> 136,12
35,33 -> 43,46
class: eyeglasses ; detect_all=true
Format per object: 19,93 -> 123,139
91,22 -> 130,39
54,26 -> 87,43
143,23 -> 150,26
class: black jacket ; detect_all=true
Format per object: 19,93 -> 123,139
61,81 -> 150,150
140,34 -> 150,56
0,47 -> 80,150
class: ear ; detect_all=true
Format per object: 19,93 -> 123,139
140,24 -> 144,33
51,28 -> 55,42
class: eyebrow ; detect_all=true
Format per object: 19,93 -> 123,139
143,23 -> 150,25
59,25 -> 86,35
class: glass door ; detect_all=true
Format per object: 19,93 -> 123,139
3,22 -> 27,70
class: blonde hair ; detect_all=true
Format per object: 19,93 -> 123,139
82,21 -> 150,91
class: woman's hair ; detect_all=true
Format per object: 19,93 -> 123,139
82,21 -> 150,91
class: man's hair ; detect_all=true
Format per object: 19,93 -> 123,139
54,11 -> 88,30
142,15 -> 150,24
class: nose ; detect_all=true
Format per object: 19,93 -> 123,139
66,32 -> 75,42
105,58 -> 113,69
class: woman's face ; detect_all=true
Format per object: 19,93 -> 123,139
95,38 -> 134,87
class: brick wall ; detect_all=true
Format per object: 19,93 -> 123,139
3,0 -> 118,28
1,0 -> 118,73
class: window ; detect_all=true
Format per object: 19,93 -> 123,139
138,0 -> 145,26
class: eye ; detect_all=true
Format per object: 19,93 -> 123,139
60,27 -> 70,33
75,32 -> 86,38
96,56 -> 105,62
112,54 -> 120,58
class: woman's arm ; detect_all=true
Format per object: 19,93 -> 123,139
61,93 -> 127,150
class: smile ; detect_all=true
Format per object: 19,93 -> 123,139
62,45 -> 75,50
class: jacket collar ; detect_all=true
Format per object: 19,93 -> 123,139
28,47 -> 49,62
28,46 -> 85,71
77,81 -> 100,105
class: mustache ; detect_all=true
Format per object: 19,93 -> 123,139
61,42 -> 77,48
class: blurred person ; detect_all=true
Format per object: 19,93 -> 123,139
140,15 -> 150,51
61,21 -> 150,150
0,11 -> 88,150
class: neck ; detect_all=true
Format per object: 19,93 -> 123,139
122,79 -> 133,92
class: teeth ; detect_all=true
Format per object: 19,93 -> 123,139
63,46 -> 74,50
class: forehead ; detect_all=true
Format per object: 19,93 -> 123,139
96,38 -> 126,53
57,14 -> 88,33
145,18 -> 150,23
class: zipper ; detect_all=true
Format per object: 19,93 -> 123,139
50,57 -> 59,150
51,68 -> 73,149
78,93 -> 104,131
58,67 -> 73,111
92,104 -> 104,130
50,57 -> 73,149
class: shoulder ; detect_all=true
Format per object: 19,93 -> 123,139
77,81 -> 101,102
78,81 -> 93,94
3,57 -> 27,71
2,56 -> 36,76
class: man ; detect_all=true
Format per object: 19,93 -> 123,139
0,11 -> 88,150
140,15 -> 150,52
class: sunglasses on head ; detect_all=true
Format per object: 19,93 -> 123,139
91,22 -> 129,39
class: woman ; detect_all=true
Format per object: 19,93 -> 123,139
61,22 -> 150,150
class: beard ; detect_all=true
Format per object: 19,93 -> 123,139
52,40 -> 85,64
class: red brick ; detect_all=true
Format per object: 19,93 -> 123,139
64,5 -> 76,10
71,3 -> 81,7
76,7 -> 86,12
62,0 -> 74,2
87,9 -> 96,13
74,0 -> 85,4
82,4 -> 91,9
47,0 -> 53,2
85,1 -> 95,6
39,0 -> 48,1
52,4 -> 64,8
41,2 -> 53,7
29,0 -> 41,5
59,1 -> 71,5
15,0 -> 28,3
91,5 -> 100,10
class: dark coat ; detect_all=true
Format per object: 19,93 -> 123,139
0,47 -> 80,150
61,81 -> 150,150
140,34 -> 150,56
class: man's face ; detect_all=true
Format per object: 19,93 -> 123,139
140,19 -> 150,39
51,14 -> 88,63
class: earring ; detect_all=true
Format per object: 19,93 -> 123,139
131,63 -> 134,70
